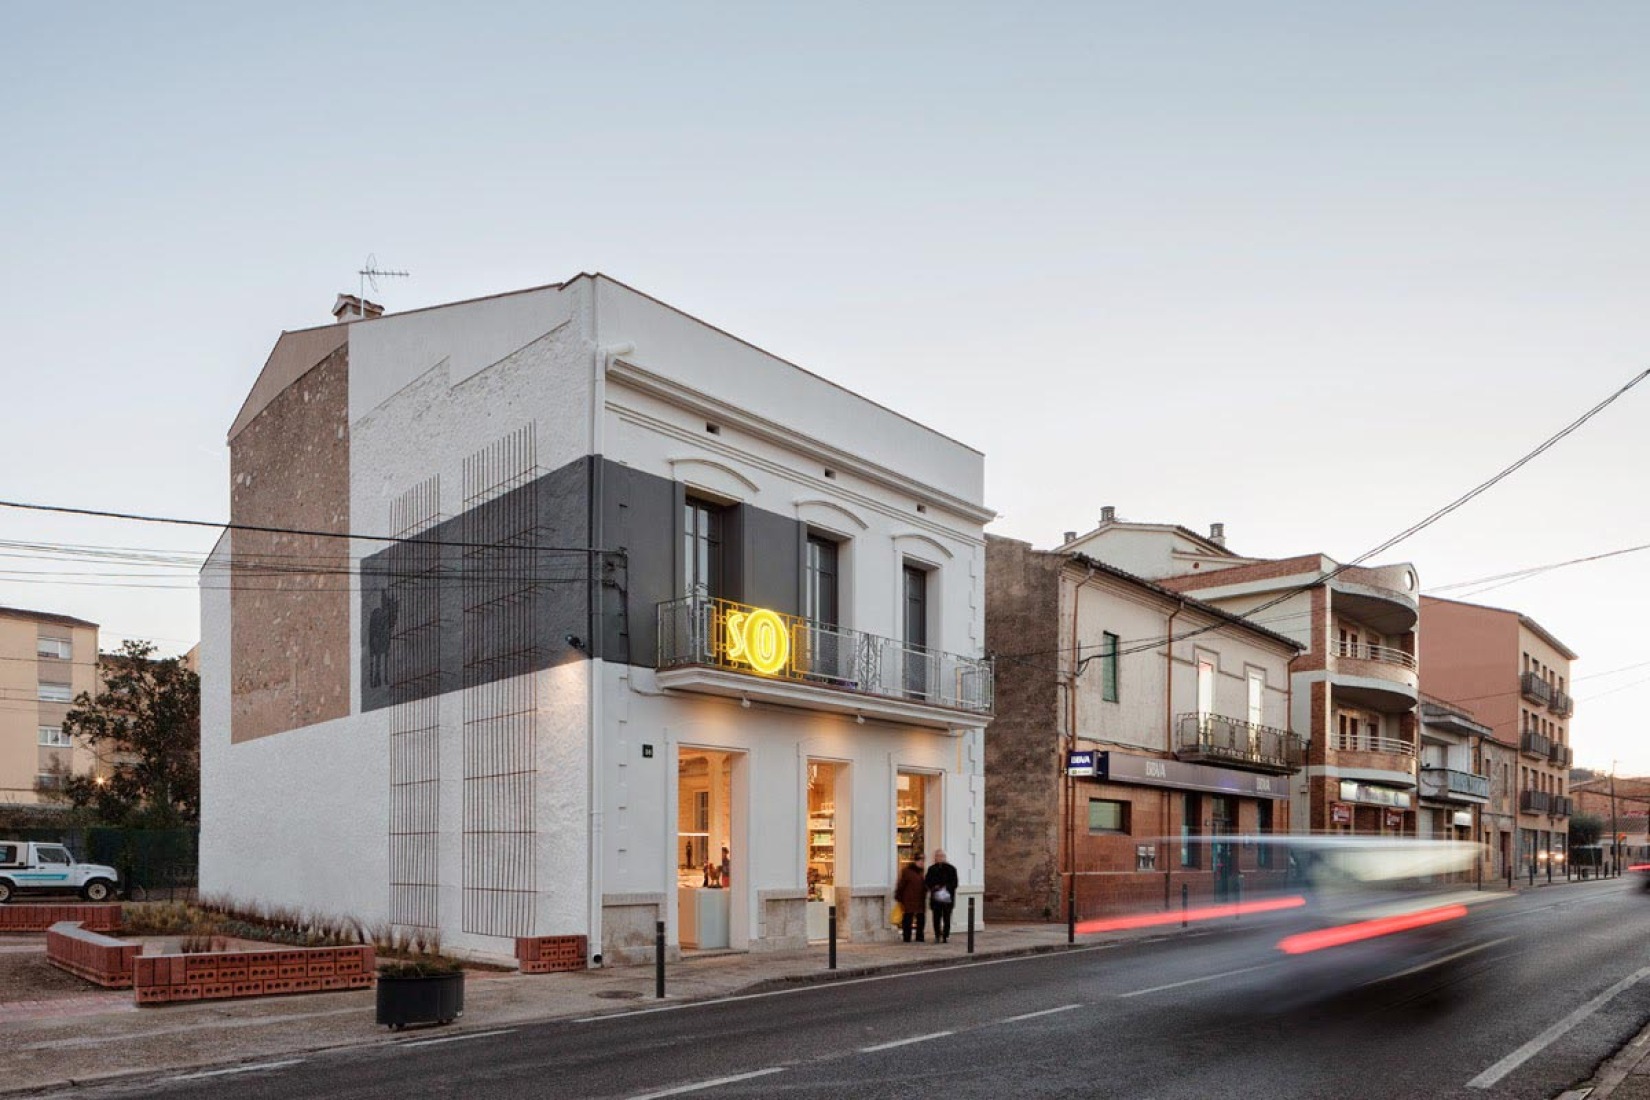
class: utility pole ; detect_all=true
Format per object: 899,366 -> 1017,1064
1611,762 -> 1621,876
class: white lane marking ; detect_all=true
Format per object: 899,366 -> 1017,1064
861,1030 -> 954,1052
398,1027 -> 517,1049
572,943 -> 1117,1023
1361,938 -> 1512,986
1468,965 -> 1650,1089
172,1059 -> 305,1081
628,1067 -> 785,1099
1000,1003 -> 1083,1023
1118,963 -> 1277,998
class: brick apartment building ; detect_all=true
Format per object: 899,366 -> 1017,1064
0,607 -> 102,806
1058,511 -> 1422,838
1420,596 -> 1577,878
984,535 -> 1300,921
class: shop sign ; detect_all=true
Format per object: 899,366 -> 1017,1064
1094,751 -> 1288,799
1066,750 -> 1097,777
1331,802 -> 1352,826
1339,780 -> 1412,810
1384,809 -> 1405,830
724,608 -> 791,676
1452,810 -> 1473,828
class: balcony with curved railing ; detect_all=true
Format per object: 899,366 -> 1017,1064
655,594 -> 994,729
1174,713 -> 1305,775
1329,640 -> 1419,713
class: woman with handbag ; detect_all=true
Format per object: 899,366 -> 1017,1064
924,849 -> 959,943
896,855 -> 928,942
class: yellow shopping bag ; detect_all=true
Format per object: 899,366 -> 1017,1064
890,901 -> 904,928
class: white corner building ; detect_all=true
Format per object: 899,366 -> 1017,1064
200,276 -> 993,964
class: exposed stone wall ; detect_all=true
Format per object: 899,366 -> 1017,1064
982,536 -> 1064,921
229,344 -> 351,742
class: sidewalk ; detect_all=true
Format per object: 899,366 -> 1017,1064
0,921 -> 1101,1095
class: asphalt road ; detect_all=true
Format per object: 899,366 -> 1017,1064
54,879 -> 1650,1100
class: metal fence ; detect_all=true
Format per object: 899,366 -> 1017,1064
5,826 -> 198,899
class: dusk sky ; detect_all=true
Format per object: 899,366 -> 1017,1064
3,4 -> 1647,768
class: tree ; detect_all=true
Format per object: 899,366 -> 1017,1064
43,641 -> 200,827
1569,812 -> 1604,849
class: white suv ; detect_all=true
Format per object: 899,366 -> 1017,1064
0,841 -> 120,903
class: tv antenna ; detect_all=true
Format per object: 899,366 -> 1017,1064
358,253 -> 410,305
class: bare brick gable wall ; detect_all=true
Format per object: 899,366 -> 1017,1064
982,537 -> 1065,920
229,344 -> 351,742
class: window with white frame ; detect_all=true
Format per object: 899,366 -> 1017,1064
38,725 -> 71,747
37,637 -> 71,660
38,682 -> 73,703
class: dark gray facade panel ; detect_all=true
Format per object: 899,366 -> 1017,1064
360,456 -> 808,712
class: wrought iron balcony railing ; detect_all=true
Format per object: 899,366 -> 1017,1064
656,595 -> 994,717
1549,689 -> 1574,718
1520,789 -> 1551,814
1520,729 -> 1552,759
1547,742 -> 1573,767
1174,713 -> 1305,774
1520,672 -> 1552,706
1422,766 -> 1490,801
1553,795 -> 1573,817
1333,640 -> 1418,671
1334,731 -> 1416,758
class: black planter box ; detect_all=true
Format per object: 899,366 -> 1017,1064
376,972 -> 465,1029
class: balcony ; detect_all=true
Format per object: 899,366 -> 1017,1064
1547,742 -> 1573,767
1550,689 -> 1574,718
655,595 -> 994,730
1334,731 -> 1416,757
1553,796 -> 1573,817
1520,789 -> 1551,814
1174,713 -> 1305,775
1520,672 -> 1552,707
1333,640 -> 1418,672
1520,729 -> 1552,759
1420,766 -> 1490,804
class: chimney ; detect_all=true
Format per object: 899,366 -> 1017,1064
1100,506 -> 1116,524
1210,522 -> 1226,547
332,293 -> 385,324
1062,531 -> 1077,544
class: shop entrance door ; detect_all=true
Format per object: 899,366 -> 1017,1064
1210,795 -> 1238,902
807,760 -> 847,941
676,748 -> 742,952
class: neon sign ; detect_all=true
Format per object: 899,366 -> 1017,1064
724,608 -> 791,676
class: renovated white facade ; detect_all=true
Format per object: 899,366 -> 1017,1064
201,275 -> 992,964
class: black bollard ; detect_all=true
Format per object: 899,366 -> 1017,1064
967,897 -> 975,955
827,905 -> 837,971
1548,859 -> 1553,885
1067,892 -> 1076,944
1529,862 -> 1535,887
655,920 -> 665,999
1181,882 -> 1188,928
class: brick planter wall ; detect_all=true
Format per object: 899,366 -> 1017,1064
0,904 -> 122,933
46,921 -> 140,988
135,944 -> 374,1006
516,935 -> 587,974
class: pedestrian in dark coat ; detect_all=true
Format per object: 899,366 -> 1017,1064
925,849 -> 959,943
896,855 -> 928,942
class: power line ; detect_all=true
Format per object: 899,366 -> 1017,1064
992,367 -> 1650,670
0,498 -> 619,556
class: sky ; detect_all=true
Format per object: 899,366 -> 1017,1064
2,3 -> 1647,768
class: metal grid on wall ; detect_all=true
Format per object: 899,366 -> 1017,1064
386,476 -> 444,931
461,425 -> 542,939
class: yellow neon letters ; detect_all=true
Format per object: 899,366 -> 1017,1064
724,608 -> 790,676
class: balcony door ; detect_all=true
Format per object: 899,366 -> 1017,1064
902,564 -> 929,699
684,498 -> 726,600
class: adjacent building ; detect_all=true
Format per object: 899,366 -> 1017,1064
984,536 -> 1301,921
1060,511 -> 1422,838
0,607 -> 101,806
201,276 -> 993,965
1419,596 -> 1577,878
1416,695 -> 1493,880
